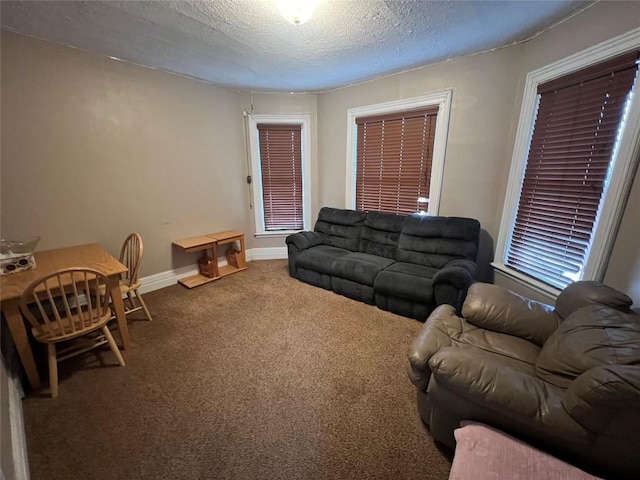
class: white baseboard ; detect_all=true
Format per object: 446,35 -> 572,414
248,247 -> 288,260
138,264 -> 198,294
139,247 -> 287,294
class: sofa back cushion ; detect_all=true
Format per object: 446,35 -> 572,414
359,211 -> 406,259
554,280 -> 633,320
536,305 -> 640,389
463,283 -> 560,347
314,207 -> 366,251
396,215 -> 480,268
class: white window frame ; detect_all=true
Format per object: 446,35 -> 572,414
345,91 -> 453,215
493,27 -> 640,298
248,114 -> 312,237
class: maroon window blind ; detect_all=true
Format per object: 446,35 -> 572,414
507,51 -> 639,289
355,107 -> 438,214
257,123 -> 303,230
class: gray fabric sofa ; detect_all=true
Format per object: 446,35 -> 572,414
286,207 -> 480,320
408,281 -> 640,479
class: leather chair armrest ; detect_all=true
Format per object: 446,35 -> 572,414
285,231 -> 324,251
563,365 -> 640,433
407,304 -> 459,391
429,347 -> 556,417
462,283 -> 560,346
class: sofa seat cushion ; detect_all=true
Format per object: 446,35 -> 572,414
453,330 -> 540,372
409,305 -> 541,392
427,306 -> 540,371
536,305 -> 640,388
296,245 -> 352,275
374,262 -> 438,302
331,252 -> 395,286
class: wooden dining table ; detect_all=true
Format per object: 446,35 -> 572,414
0,243 -> 130,390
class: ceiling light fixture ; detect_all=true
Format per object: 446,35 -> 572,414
277,0 -> 318,26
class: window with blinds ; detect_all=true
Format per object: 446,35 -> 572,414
355,107 -> 438,214
256,123 -> 303,231
506,51 -> 640,289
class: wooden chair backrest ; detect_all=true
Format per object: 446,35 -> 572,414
20,268 -> 111,339
119,233 -> 143,287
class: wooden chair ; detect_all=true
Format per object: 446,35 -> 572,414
117,233 -> 153,321
19,268 -> 125,398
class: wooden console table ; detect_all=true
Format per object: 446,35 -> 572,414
172,230 -> 247,288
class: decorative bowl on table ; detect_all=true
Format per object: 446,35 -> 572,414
0,236 -> 40,275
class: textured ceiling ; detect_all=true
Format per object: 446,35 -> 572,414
0,0 -> 594,92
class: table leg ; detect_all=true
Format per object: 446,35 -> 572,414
211,243 -> 220,277
109,276 -> 131,349
2,299 -> 42,389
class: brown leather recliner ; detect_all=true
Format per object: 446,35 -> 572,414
407,281 -> 640,479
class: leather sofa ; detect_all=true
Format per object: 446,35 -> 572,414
286,207 -> 480,320
407,281 -> 640,479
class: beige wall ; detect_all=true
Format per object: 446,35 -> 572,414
317,0 -> 640,300
1,1 -> 638,302
317,43 -> 525,282
494,1 -> 640,305
604,170 -> 640,305
1,31 -> 249,276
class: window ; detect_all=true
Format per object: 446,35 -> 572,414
248,115 -> 311,235
495,30 -> 640,295
346,92 -> 452,216
355,107 -> 438,214
258,123 -> 303,230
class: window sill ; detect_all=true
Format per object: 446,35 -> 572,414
490,262 -> 561,300
254,230 -> 303,239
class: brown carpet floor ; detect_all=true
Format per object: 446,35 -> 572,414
22,260 -> 452,480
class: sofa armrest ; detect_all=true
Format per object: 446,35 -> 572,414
563,365 -> 640,433
285,231 -> 324,251
462,283 -> 560,347
431,260 -> 477,311
286,231 -> 324,278
407,304 -> 459,391
432,259 -> 477,289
